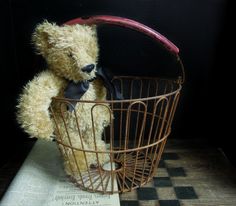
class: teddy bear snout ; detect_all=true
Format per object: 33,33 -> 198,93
81,64 -> 95,73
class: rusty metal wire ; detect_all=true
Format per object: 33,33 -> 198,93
50,76 -> 182,194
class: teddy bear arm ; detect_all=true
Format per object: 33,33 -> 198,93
17,70 -> 66,140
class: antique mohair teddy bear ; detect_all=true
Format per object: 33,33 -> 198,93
16,21 -> 112,177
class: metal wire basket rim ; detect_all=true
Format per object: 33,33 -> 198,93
55,131 -> 169,154
52,84 -> 181,104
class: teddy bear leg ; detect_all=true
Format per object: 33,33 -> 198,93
61,143 -> 109,177
56,112 -> 110,177
57,128 -> 109,177
63,148 -> 91,176
58,134 -> 92,175
82,128 -> 110,168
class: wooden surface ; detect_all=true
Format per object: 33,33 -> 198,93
1,139 -> 236,206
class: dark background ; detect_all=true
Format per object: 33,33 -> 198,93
1,0 -> 234,165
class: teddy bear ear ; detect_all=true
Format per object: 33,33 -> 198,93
91,25 -> 97,31
90,25 -> 97,36
32,21 -> 58,57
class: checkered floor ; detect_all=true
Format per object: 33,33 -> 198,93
119,152 -> 198,206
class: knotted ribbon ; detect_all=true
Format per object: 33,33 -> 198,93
64,67 -> 123,111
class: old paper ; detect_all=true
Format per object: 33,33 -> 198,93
0,140 -> 120,206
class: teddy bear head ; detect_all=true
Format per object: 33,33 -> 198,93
32,21 -> 98,82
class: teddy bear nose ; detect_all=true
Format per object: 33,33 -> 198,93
81,64 -> 95,73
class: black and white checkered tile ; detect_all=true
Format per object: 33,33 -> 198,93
119,152 -> 198,206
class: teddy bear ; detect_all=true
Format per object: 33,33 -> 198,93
16,21 -> 112,178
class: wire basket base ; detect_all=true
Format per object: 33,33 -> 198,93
69,151 -> 153,193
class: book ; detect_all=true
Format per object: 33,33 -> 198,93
0,140 -> 120,206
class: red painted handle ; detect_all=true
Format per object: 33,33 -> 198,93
64,15 -> 179,55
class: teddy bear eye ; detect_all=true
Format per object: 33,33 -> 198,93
67,52 -> 73,58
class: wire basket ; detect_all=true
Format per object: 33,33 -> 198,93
50,16 -> 185,194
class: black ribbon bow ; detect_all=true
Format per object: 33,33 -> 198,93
64,67 -> 123,111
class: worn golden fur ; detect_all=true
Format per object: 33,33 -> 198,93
16,21 -> 110,175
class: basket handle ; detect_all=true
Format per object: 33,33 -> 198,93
64,15 -> 179,55
64,15 -> 185,83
